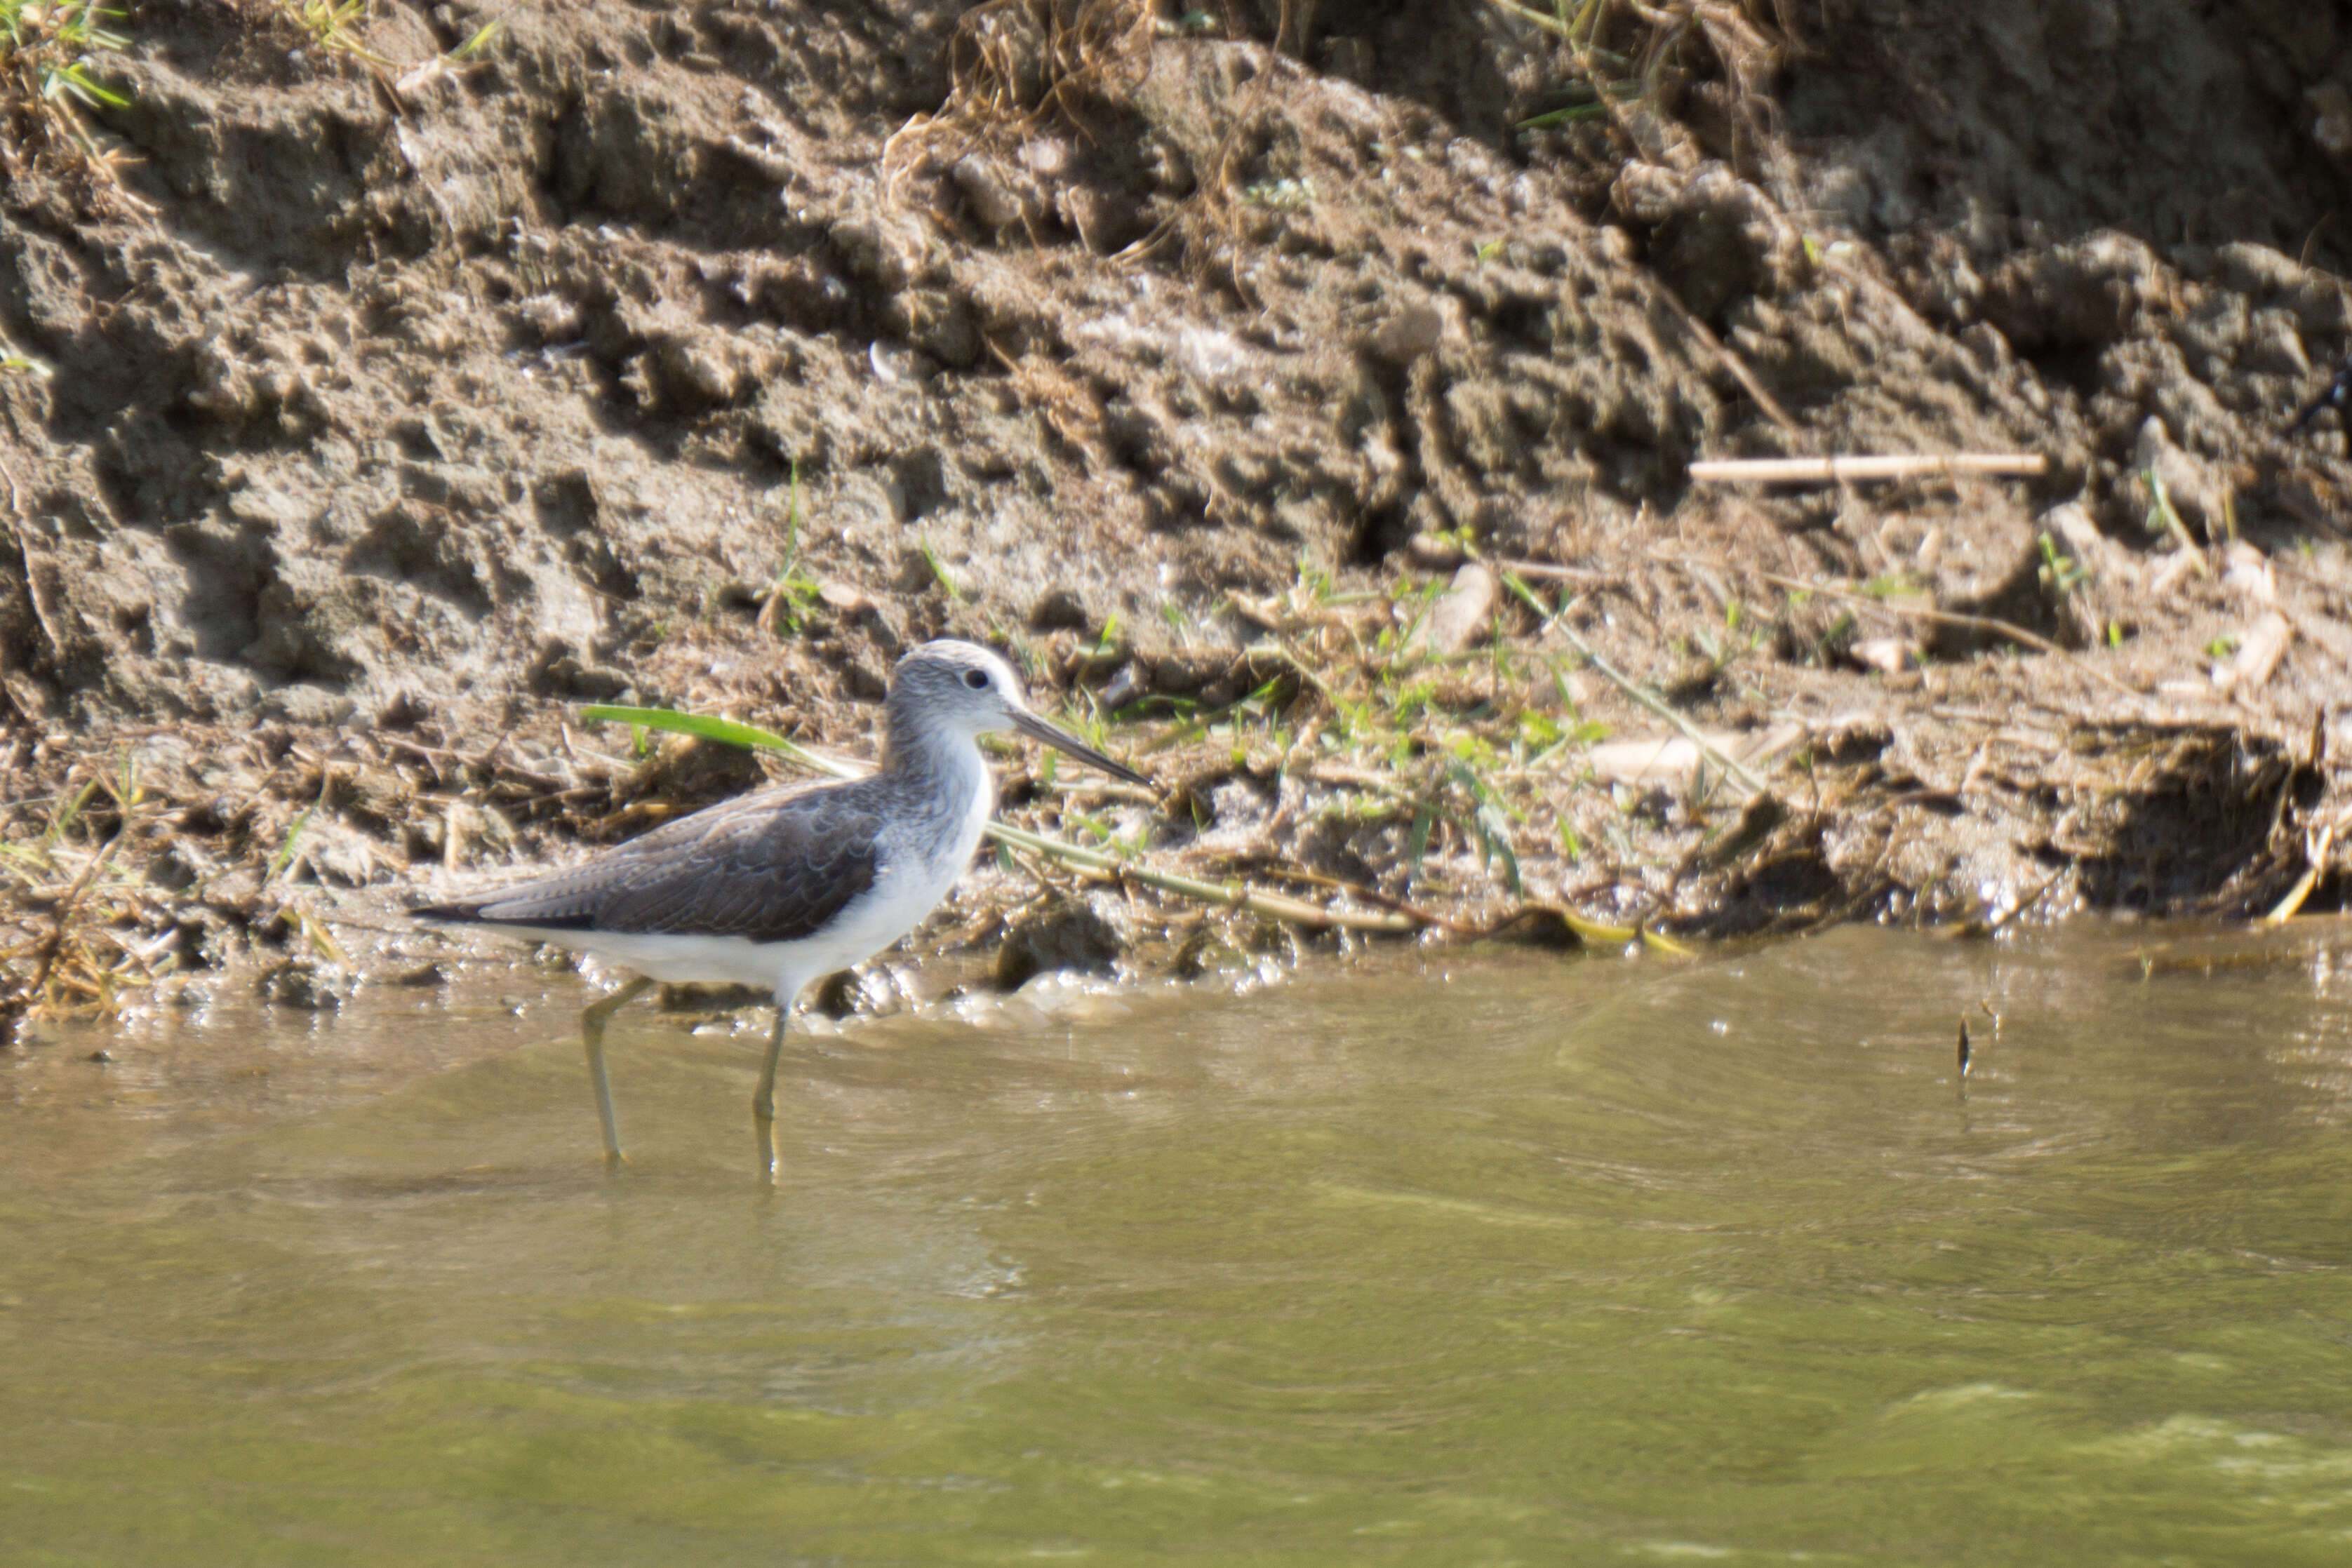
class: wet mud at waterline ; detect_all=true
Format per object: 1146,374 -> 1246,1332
10,1 -> 2352,1013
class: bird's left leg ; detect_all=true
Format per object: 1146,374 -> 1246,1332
580,974 -> 655,1166
753,1000 -> 789,1179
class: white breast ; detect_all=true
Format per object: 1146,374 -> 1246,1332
768,740 -> 996,995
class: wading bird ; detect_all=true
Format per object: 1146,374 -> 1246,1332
416,640 -> 1149,1171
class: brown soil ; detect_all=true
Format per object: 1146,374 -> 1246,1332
8,0 -> 2352,1026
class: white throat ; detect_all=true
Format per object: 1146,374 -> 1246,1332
930,731 -> 998,878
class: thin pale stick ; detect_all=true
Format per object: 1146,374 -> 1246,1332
1689,454 -> 2047,484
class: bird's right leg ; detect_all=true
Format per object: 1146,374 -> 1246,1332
752,1002 -> 789,1180
580,974 -> 655,1166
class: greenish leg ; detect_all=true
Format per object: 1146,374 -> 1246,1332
753,1003 -> 789,1179
580,974 -> 655,1166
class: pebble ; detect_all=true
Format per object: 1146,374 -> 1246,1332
257,958 -> 353,1012
995,892 -> 1130,990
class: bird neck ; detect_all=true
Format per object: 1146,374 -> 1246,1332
882,704 -> 984,789
879,706 -> 996,857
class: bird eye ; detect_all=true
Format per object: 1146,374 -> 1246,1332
962,669 -> 989,690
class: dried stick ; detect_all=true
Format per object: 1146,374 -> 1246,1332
1690,454 -> 2047,484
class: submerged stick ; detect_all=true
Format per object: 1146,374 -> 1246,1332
1690,454 -> 2047,484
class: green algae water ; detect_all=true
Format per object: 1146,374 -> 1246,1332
8,925 -> 2352,1564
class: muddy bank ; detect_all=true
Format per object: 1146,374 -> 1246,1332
8,0 -> 2352,1026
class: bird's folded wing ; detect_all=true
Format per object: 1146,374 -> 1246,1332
419,786 -> 883,946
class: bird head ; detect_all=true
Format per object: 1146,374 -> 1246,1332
890,640 -> 1149,786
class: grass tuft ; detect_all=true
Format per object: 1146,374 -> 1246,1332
2,0 -> 125,104
1497,0 -> 1789,158
756,460 -> 821,638
0,753 -> 171,1036
0,0 -> 136,184
274,0 -> 394,66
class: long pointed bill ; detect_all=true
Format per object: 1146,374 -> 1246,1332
1010,709 -> 1151,786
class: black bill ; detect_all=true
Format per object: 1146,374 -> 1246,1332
1011,709 -> 1151,786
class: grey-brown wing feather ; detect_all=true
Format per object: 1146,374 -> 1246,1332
417,782 -> 882,946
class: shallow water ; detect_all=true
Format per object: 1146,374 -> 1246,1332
8,925 -> 2352,1564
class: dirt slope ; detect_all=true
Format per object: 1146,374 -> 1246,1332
8,0 -> 2352,1021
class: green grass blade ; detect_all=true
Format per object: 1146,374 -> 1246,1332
577,704 -> 855,779
1516,102 -> 1606,129
451,19 -> 500,58
265,804 -> 314,885
918,538 -> 961,599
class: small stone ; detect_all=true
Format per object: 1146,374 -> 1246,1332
1171,927 -> 1248,979
2221,542 -> 2275,605
87,1050 -> 114,1064
1404,534 -> 1466,570
1849,637 -> 1916,674
817,579 -> 873,615
2309,81 -> 2352,158
1368,301 -> 1444,363
1417,562 -> 1497,655
1031,587 -> 1090,631
2219,611 -> 2292,692
258,957 -> 353,1012
655,981 -> 768,1014
810,966 -> 911,1019
1022,137 -> 1074,177
1097,664 -> 1142,711
868,340 -> 932,385
995,892 -> 1130,990
952,152 -> 1036,230
394,961 -> 449,988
